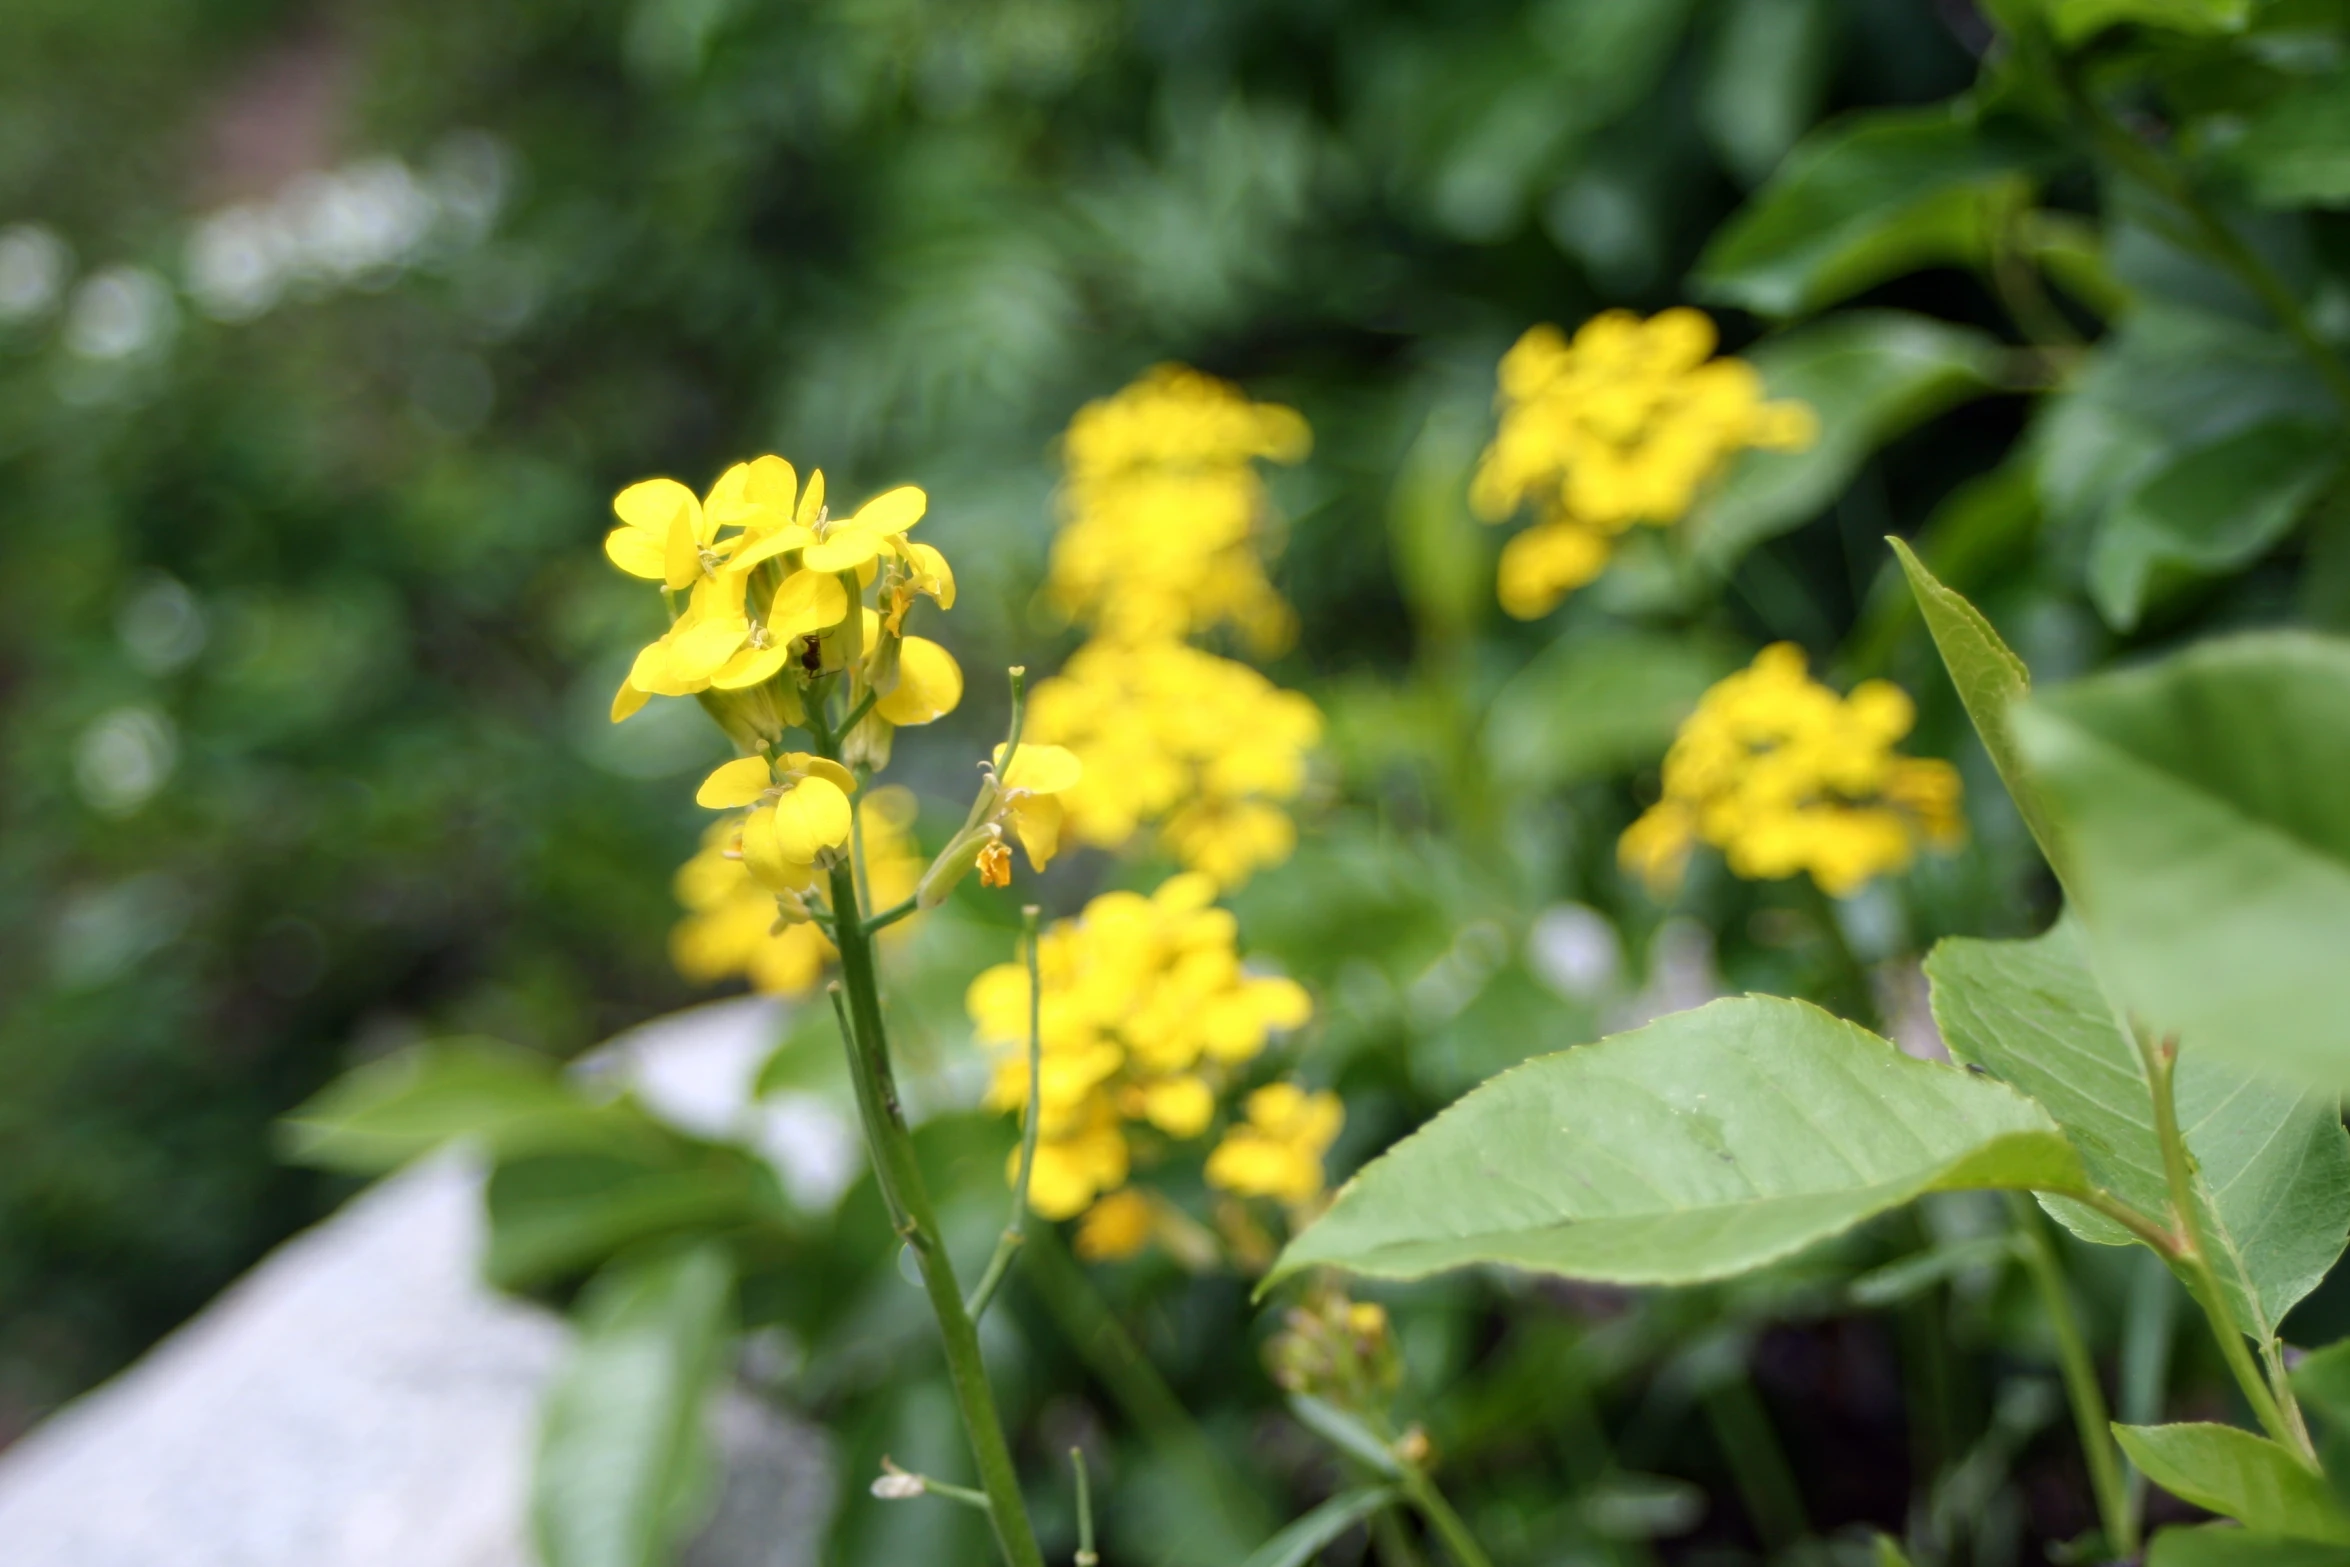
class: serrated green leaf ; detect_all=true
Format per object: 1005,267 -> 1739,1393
1926,920 -> 2350,1338
2088,420 -> 2339,632
2115,1423 -> 2350,1542
1482,630 -> 1741,788
534,1243 -> 736,1567
278,1039 -> 667,1174
2147,1523 -> 2350,1567
2228,76 -> 2350,209
1271,996 -> 2088,1289
1688,312 -> 2004,572
1240,1485 -> 1401,1567
1695,105 -> 2056,317
2010,634 -> 2350,1088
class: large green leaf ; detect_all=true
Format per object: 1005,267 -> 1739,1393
1695,105 -> 2056,317
2114,1423 -> 2350,1542
1889,537 -> 2065,877
2148,1524 -> 2350,1567
535,1243 -> 736,1567
1482,630 -> 1741,788
2228,77 -> 2350,209
1927,920 -> 2350,1337
280,1039 -> 670,1173
487,1148 -> 792,1291
1688,312 -> 2004,572
2088,420 -> 2339,632
1271,996 -> 2087,1288
2009,634 -> 2350,1087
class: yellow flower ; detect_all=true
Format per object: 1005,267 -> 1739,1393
799,484 -> 927,574
696,751 -> 858,887
967,874 -> 1314,1224
1472,309 -> 1815,617
1074,1189 -> 1158,1261
1051,365 -> 1309,649
1205,1082 -> 1343,1204
874,635 -> 963,725
989,741 -> 1084,873
1620,642 -> 1964,897
1023,639 -> 1321,888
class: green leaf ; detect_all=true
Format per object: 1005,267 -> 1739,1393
2043,0 -> 2250,44
1874,1535 -> 1920,1567
534,1243 -> 736,1567
2114,1423 -> 2350,1542
279,1039 -> 666,1174
2289,1339 -> 2350,1430
2148,1523 -> 2350,1567
1288,1395 -> 1404,1478
1697,0 -> 1837,187
1926,919 -> 2350,1337
1482,630 -> 1741,789
1695,105 -> 2056,317
1270,996 -> 2087,1289
2009,634 -> 2350,1088
1240,1486 -> 1401,1567
2089,420 -> 2340,632
1688,311 -> 2005,572
2228,77 -> 2350,209
487,1148 -> 790,1291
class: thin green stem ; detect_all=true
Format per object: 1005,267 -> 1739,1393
2072,1188 -> 2185,1256
966,906 -> 1043,1322
1396,1467 -> 1496,1567
2139,1029 -> 2311,1459
1072,1448 -> 1099,1567
839,687 -> 878,738
829,863 -> 1045,1567
865,895 -> 918,933
2052,63 -> 2350,418
999,665 -> 1030,776
2007,1194 -> 2136,1557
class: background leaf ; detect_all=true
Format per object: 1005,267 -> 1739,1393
2044,0 -> 2251,44
1926,919 -> 2350,1337
1273,996 -> 2087,1288
1695,106 -> 2056,317
534,1242 -> 737,1567
486,1148 -> 791,1292
1482,630 -> 1742,789
2010,634 -> 2350,1087
2114,1423 -> 2350,1542
2147,1524 -> 2350,1567
2227,76 -> 2350,209
1688,311 -> 2005,572
1240,1485 -> 1402,1567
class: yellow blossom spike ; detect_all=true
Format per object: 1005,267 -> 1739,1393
696,756 -> 774,809
877,636 -> 963,726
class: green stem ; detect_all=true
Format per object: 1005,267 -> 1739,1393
2139,1029 -> 2312,1459
865,895 -> 918,934
828,861 -> 1045,1567
2007,1195 -> 2136,1557
1072,1447 -> 1099,1567
1699,1375 -> 1809,1553
1396,1467 -> 1495,1567
966,906 -> 1043,1322
2052,63 -> 2350,418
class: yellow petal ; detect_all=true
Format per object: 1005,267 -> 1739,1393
851,484 -> 926,536
768,571 -> 849,638
1008,793 -> 1064,871
806,757 -> 857,795
629,636 -> 700,697
800,530 -> 880,574
709,641 -> 794,690
745,454 -> 798,511
796,468 -> 825,529
701,461 -> 753,526
771,776 -> 853,862
663,501 -> 702,591
667,614 -> 750,681
603,526 -> 667,580
876,636 -> 963,726
905,542 -> 956,608
996,742 -> 1084,796
613,477 -> 695,533
697,756 -> 775,808
739,807 -> 798,891
727,526 -> 812,573
610,677 -> 650,723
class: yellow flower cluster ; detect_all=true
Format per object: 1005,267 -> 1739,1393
1050,364 -> 1310,650
1025,639 -> 1323,890
1026,368 -> 1324,888
672,787 -> 925,995
1471,309 -> 1816,619
966,874 -> 1326,1255
1619,643 -> 1964,898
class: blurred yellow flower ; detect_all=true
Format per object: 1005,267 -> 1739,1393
1473,309 -> 1816,618
968,874 -> 1314,1228
1025,639 -> 1321,889
670,786 -> 925,995
1205,1082 -> 1343,1204
1052,365 -> 1309,650
1074,1188 -> 1158,1261
1620,642 -> 1964,898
